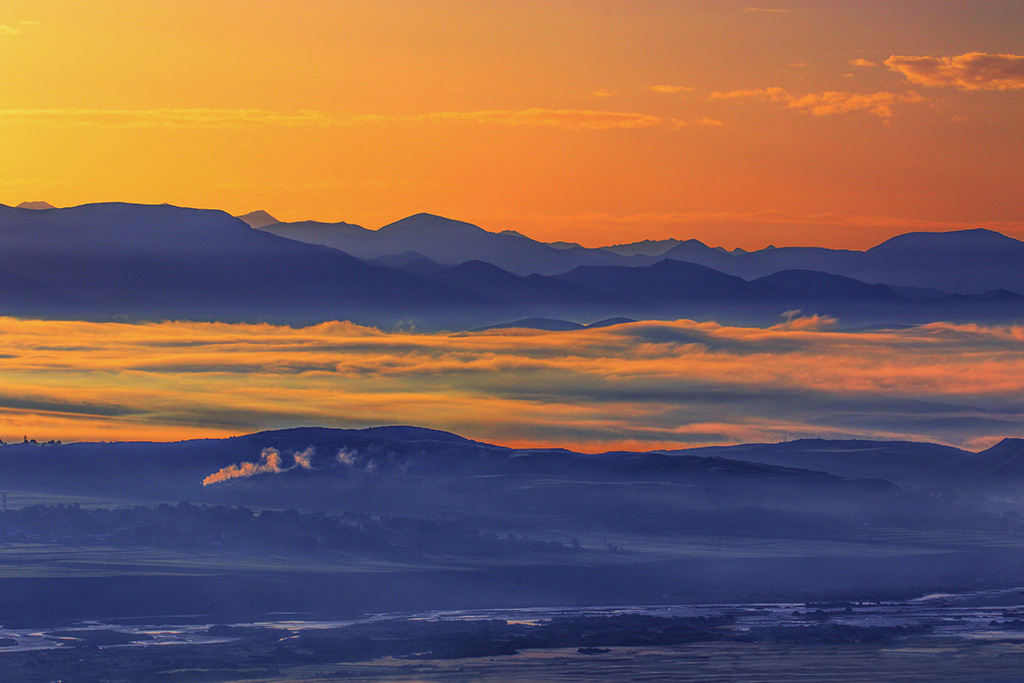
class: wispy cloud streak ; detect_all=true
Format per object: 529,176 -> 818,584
650,85 -> 695,94
363,108 -> 664,130
0,20 -> 40,35
0,108 -> 334,129
710,87 -> 923,117
0,107 -> 669,131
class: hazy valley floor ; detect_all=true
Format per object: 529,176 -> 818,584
4,591 -> 1024,682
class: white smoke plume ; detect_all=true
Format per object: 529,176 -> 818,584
336,447 -> 358,466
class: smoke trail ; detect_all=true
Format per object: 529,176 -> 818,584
202,447 -> 284,485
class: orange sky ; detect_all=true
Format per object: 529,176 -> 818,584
1,0 -> 1022,249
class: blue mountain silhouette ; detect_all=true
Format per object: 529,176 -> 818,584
254,211 -> 1024,295
2,202 -> 1022,328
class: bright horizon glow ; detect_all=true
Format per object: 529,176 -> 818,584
1,1 -> 1022,250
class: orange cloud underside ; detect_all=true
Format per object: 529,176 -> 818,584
0,318 -> 1022,452
0,1 -> 1021,249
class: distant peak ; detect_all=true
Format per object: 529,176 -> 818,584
381,213 -> 488,235
405,212 -> 453,222
235,209 -> 280,229
16,200 -> 55,210
547,240 -> 585,250
398,212 -> 464,223
447,259 -> 516,276
871,228 -> 1020,252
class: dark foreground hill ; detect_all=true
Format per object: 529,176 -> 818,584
1,427 -> 1018,538
0,426 -> 908,533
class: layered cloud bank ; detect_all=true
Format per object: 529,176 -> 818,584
0,317 -> 1022,451
886,52 -> 1024,91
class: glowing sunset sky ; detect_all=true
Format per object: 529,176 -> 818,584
1,0 -> 1022,248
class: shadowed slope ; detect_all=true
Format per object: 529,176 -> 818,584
663,439 -> 971,490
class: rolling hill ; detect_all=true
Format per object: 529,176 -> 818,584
0,426 -> 911,532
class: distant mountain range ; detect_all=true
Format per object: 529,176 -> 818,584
0,201 -> 1021,329
248,211 -> 1024,295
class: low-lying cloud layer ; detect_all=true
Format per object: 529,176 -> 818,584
1,317 -> 1022,451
